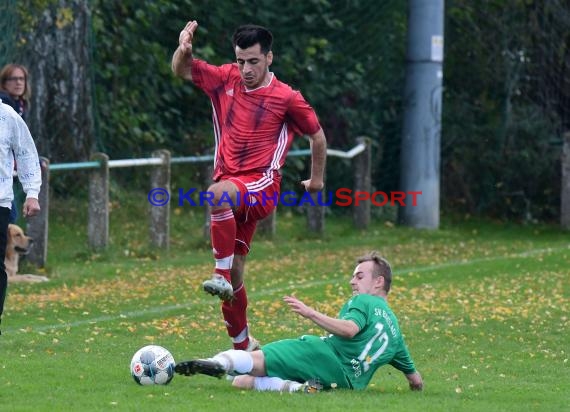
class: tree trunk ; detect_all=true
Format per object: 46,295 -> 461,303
22,0 -> 94,162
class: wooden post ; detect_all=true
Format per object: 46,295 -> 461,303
88,153 -> 109,250
562,131 -> 570,229
257,209 -> 276,237
353,137 -> 372,229
203,164 -> 214,239
149,149 -> 170,248
306,188 -> 325,234
26,157 -> 50,267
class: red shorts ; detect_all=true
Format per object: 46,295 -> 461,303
224,174 -> 280,255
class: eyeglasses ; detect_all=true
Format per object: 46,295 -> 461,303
5,76 -> 25,82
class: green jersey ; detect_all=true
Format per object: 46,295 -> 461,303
262,293 -> 417,390
324,294 -> 417,389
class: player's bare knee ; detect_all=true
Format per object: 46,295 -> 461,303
232,375 -> 255,389
208,181 -> 238,207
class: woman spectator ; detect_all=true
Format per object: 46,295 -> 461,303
0,64 -> 31,121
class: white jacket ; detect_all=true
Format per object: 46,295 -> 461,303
0,100 -> 41,208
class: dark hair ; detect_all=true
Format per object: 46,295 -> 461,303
232,24 -> 273,54
357,252 -> 392,293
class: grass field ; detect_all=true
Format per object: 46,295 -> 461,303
0,195 -> 568,411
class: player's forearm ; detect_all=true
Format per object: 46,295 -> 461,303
309,129 -> 327,184
171,47 -> 193,80
307,310 -> 359,338
284,295 -> 357,337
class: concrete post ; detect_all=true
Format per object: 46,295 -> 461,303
399,0 -> 445,229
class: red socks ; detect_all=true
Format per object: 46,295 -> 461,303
211,208 -> 249,349
222,284 -> 249,350
210,208 -> 235,281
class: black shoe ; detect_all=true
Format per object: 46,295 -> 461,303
175,359 -> 226,379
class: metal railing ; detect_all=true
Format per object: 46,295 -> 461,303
26,138 -> 372,267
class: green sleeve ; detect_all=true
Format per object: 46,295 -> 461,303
389,342 -> 417,374
339,296 -> 367,330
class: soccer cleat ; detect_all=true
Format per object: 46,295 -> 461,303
300,379 -> 323,393
245,336 -> 261,352
202,274 -> 234,301
175,359 -> 227,379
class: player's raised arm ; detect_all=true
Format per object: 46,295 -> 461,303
283,295 -> 359,338
172,20 -> 198,80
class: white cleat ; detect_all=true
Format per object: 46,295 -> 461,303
203,274 -> 234,301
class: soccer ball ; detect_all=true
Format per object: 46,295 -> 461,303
130,345 -> 175,385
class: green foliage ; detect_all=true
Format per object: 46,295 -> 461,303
3,0 -> 568,220
0,0 -> 18,65
91,0 -> 208,158
89,0 -> 407,192
443,0 -> 567,221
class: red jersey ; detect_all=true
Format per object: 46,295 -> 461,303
191,59 -> 321,181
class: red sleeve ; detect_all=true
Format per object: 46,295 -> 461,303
286,91 -> 321,136
191,59 -> 236,96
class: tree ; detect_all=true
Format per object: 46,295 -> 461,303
18,0 -> 94,162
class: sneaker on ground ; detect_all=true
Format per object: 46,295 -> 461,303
300,379 -> 323,393
202,274 -> 234,301
175,359 -> 227,379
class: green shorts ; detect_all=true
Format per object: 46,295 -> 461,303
262,335 -> 351,389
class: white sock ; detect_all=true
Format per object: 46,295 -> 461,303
212,350 -> 253,374
231,327 -> 248,345
253,377 -> 303,392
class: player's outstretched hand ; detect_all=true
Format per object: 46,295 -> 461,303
283,295 -> 316,319
179,20 -> 198,55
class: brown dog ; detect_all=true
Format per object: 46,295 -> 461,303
5,223 -> 48,283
